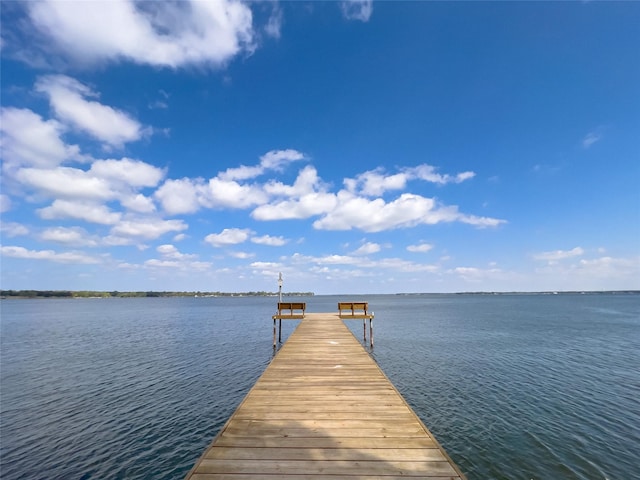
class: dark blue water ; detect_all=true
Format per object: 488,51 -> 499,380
1,294 -> 639,479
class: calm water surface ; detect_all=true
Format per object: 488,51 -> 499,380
1,294 -> 639,479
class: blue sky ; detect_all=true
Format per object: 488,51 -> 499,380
1,1 -> 638,294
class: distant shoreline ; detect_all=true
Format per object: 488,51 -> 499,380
1,289 -> 637,299
0,290 -> 314,299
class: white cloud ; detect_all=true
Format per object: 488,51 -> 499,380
110,218 -> 187,239
251,234 -> 288,246
264,4 -> 283,39
259,149 -> 305,170
532,254 -> 640,290
229,251 -> 255,259
312,191 -> 501,232
0,245 -> 100,264
449,266 -> 504,283
339,0 -> 373,22
120,194 -> 156,213
346,169 -> 409,196
263,165 -> 322,197
0,107 -> 81,169
345,164 -> 476,197
252,192 -> 337,220
204,177 -> 268,208
205,228 -> 252,247
154,178 -> 202,215
38,200 -> 122,225
28,0 -> 255,68
39,226 -> 99,247
16,167 -> 115,201
0,222 -> 29,237
0,194 -> 12,213
155,174 -> 269,215
36,75 -> 148,148
156,244 -> 197,260
409,164 -> 476,185
144,256 -> 212,272
220,149 -> 305,181
533,247 -> 585,263
582,130 -> 603,149
352,242 -> 381,256
89,158 -> 165,187
407,243 -> 434,253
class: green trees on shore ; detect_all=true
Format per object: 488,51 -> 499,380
0,290 -> 313,299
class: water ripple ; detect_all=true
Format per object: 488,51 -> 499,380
2,294 -> 639,479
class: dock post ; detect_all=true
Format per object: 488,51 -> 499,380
370,318 -> 374,348
273,318 -> 277,348
363,318 -> 367,342
278,318 -> 282,343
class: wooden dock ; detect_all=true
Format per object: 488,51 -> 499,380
184,312 -> 466,479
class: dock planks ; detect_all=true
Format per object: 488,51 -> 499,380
185,312 -> 466,479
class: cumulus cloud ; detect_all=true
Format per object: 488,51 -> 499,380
144,245 -> 212,272
0,107 -> 82,170
39,226 -> 99,247
533,247 -> 585,263
251,234 -> 288,246
407,243 -> 434,253
154,178 -> 203,215
36,75 -> 149,148
205,228 -> 252,247
352,242 -> 381,256
0,222 -> 29,237
345,164 -> 476,196
156,244 -> 197,260
110,218 -> 187,240
252,192 -> 337,220
38,200 -> 122,225
0,245 -> 100,264
27,0 -> 255,68
219,149 -> 305,181
339,0 -> 373,22
410,164 -> 475,185
312,191 -> 497,232
155,175 -> 268,215
16,167 -> 115,201
0,194 -> 12,213
120,194 -> 156,213
449,265 -> 504,283
89,158 -> 165,187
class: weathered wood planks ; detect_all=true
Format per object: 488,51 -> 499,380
184,312 -> 466,479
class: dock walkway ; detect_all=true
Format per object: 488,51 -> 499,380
185,312 -> 466,479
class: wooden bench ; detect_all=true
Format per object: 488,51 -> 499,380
272,302 -> 306,346
274,302 -> 306,319
338,302 -> 374,347
338,302 -> 371,318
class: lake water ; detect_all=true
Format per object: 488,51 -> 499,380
1,293 -> 639,479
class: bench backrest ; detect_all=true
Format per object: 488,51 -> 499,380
277,302 -> 306,314
338,302 -> 368,315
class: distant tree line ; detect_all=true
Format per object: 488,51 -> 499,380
1,290 -> 314,299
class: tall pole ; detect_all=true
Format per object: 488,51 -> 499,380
278,272 -> 283,343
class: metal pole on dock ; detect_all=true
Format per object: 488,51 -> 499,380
278,272 -> 283,343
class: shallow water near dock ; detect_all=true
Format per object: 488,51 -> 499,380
1,293 -> 639,479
